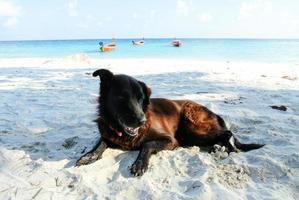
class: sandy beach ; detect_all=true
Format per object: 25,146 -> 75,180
0,56 -> 299,199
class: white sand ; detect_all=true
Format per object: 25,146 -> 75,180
0,55 -> 298,199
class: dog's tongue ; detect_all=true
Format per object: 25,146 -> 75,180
116,131 -> 122,137
108,124 -> 123,137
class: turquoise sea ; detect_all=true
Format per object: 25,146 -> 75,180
0,38 -> 299,63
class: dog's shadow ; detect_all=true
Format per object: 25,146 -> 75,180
0,69 -> 207,165
0,68 -> 292,169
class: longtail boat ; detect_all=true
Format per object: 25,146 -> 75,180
132,40 -> 145,46
99,39 -> 116,52
172,39 -> 182,47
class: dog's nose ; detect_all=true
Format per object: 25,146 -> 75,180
138,116 -> 146,126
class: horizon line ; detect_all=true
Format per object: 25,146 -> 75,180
1,37 -> 299,42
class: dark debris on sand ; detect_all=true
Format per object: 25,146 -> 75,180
270,105 -> 287,111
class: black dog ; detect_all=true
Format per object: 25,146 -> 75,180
76,69 -> 264,176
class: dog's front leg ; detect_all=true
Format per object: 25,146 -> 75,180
130,138 -> 177,176
76,138 -> 108,166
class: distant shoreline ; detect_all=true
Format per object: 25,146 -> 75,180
1,38 -> 299,42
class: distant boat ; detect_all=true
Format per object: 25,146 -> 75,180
99,39 -> 116,52
172,39 -> 182,47
132,40 -> 145,46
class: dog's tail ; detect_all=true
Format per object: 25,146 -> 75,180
228,131 -> 265,152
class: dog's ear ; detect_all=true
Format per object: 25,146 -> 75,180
93,69 -> 114,98
92,69 -> 113,83
138,81 -> 151,108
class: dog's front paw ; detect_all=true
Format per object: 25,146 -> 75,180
76,153 -> 101,167
130,159 -> 148,176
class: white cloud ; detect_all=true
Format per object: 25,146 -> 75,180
87,14 -> 94,20
105,16 -> 112,22
291,19 -> 299,27
132,12 -> 137,19
76,14 -> 98,29
0,0 -> 21,17
150,9 -> 156,18
67,0 -> 78,17
239,0 -> 272,19
176,0 -> 189,16
3,17 -> 18,27
0,0 -> 21,28
236,0 -> 299,38
198,13 -> 213,23
77,23 -> 88,29
97,21 -> 103,26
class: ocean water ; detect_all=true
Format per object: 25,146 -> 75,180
0,38 -> 299,63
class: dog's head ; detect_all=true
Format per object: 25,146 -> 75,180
93,69 -> 151,137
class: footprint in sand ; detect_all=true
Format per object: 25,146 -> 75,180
62,136 -> 79,149
208,164 -> 250,189
19,142 -> 48,153
224,96 -> 246,105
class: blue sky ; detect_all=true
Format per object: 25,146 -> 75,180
0,0 -> 299,40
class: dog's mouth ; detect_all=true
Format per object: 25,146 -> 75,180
108,120 -> 141,137
123,126 -> 140,137
116,118 -> 141,137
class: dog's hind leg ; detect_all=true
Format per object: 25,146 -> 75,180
76,138 -> 108,166
179,101 -> 264,153
130,138 -> 178,176
208,130 -> 239,153
202,130 -> 264,154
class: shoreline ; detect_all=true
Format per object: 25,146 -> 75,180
1,56 -> 298,90
0,56 -> 298,70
